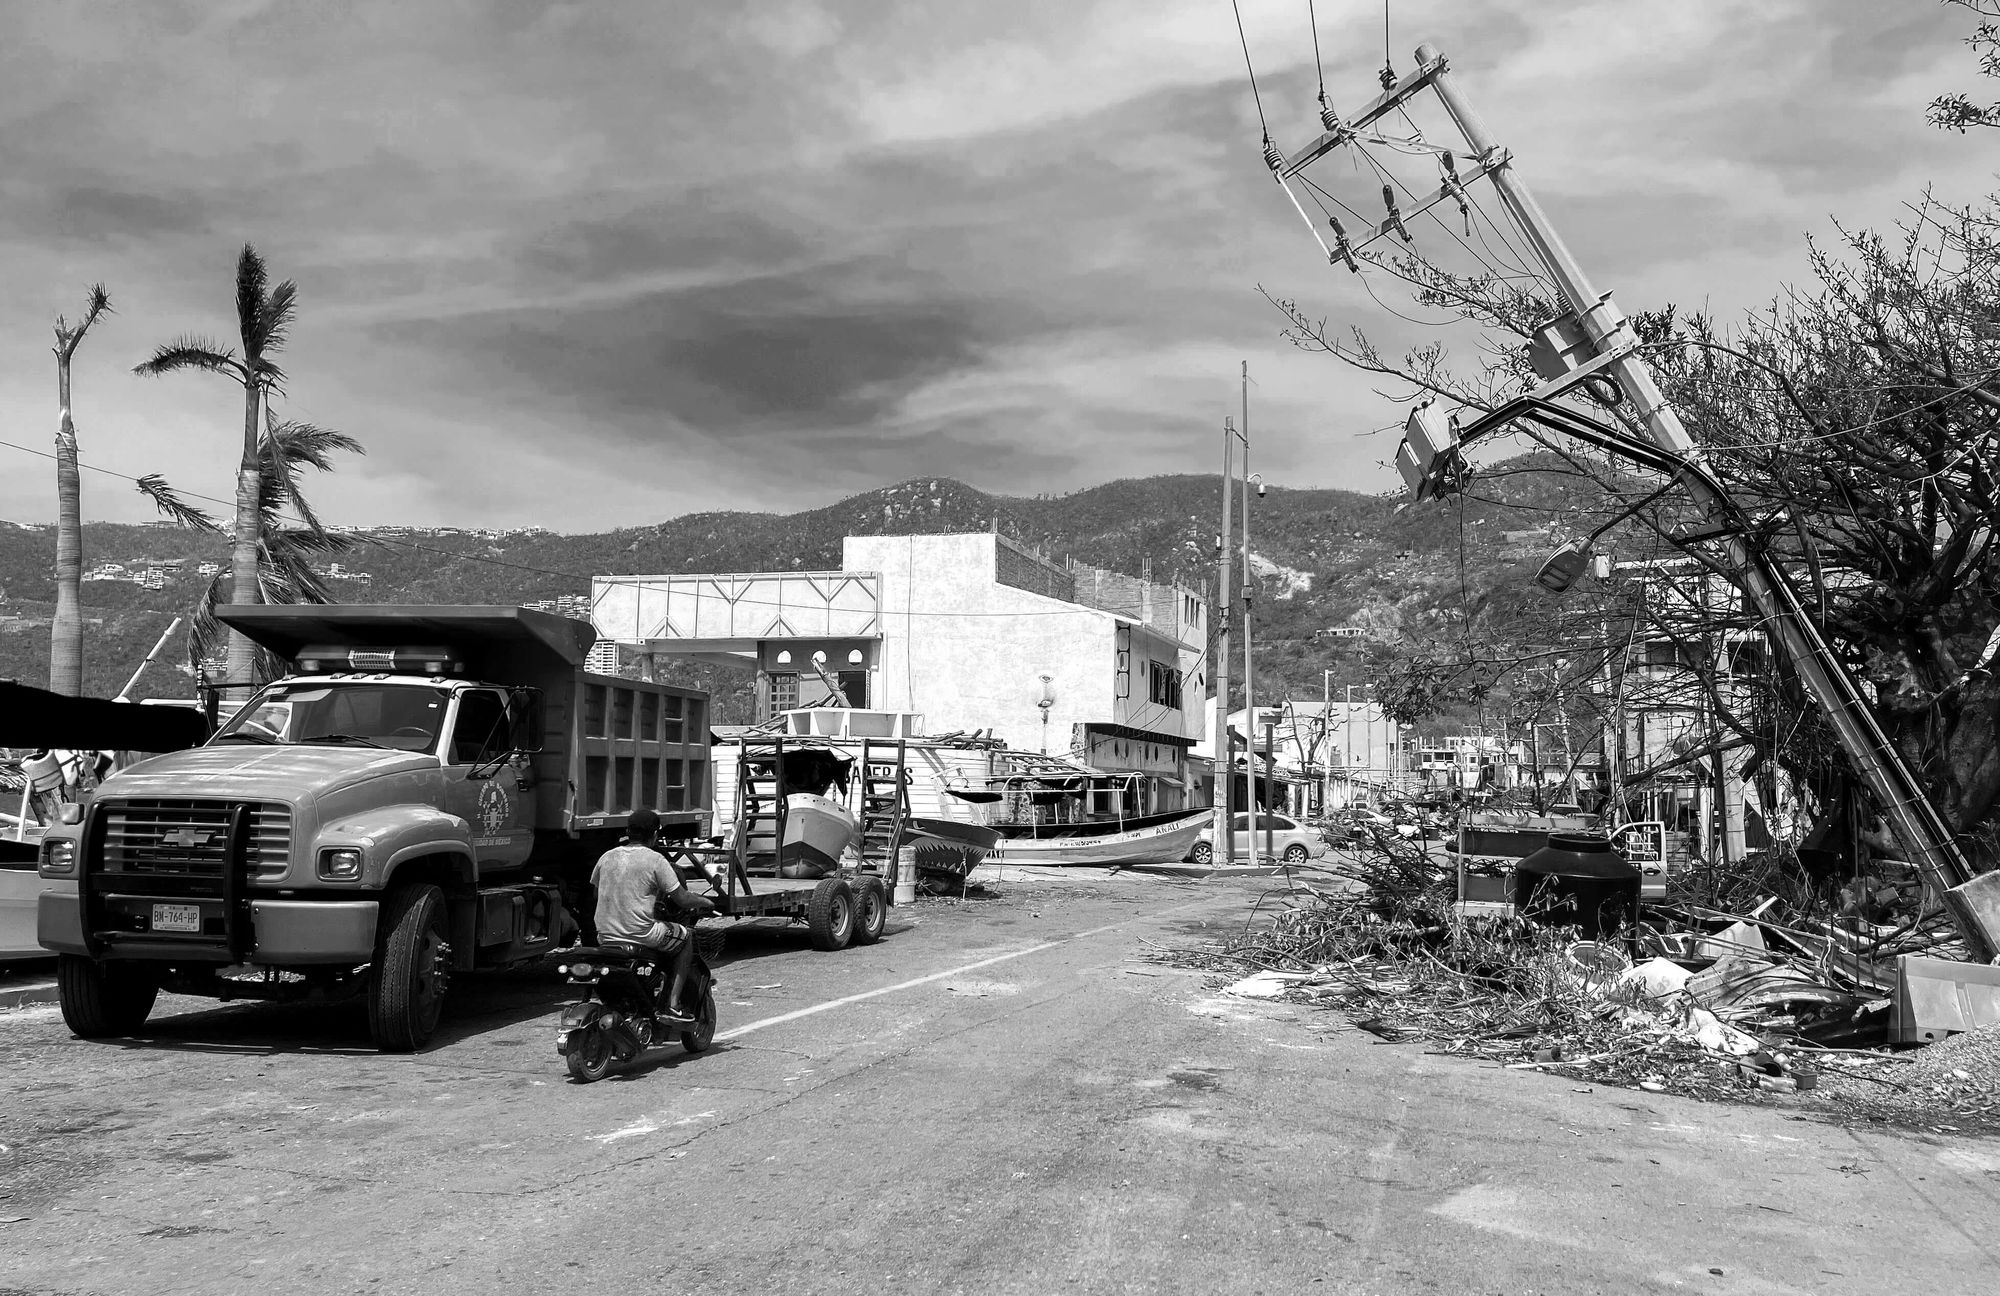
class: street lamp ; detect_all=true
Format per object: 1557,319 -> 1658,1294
1036,673 -> 1055,754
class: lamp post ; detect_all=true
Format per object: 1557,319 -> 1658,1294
1037,673 -> 1055,755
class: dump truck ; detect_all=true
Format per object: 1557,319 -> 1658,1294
35,604 -> 711,1051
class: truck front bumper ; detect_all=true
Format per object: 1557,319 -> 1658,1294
37,892 -> 379,964
250,900 -> 379,963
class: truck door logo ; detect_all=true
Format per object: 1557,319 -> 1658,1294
477,781 -> 511,836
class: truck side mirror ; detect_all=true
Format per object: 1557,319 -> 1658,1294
510,687 -> 546,754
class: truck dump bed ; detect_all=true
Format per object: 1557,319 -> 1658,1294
217,604 -> 711,836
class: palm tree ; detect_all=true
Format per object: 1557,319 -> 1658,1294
49,285 -> 113,696
138,416 -> 363,685
133,245 -> 298,699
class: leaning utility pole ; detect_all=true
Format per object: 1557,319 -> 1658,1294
1212,418 -> 1236,865
1240,362 -> 1260,867
1264,40 -> 2000,959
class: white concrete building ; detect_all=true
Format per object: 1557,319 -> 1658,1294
591,532 -> 1206,789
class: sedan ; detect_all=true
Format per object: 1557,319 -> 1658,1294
1187,812 -> 1329,866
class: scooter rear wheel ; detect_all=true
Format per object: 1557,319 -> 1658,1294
681,986 -> 717,1054
565,1024 -> 616,1083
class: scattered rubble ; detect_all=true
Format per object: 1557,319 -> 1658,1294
1173,827 -> 2000,1134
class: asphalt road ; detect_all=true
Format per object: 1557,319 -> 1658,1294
2,868 -> 1998,1296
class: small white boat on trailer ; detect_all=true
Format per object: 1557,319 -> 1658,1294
984,810 -> 1210,867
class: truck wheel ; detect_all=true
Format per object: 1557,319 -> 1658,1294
56,954 -> 158,1038
368,884 -> 451,1053
852,878 -> 888,945
806,878 -> 855,951
681,985 -> 717,1054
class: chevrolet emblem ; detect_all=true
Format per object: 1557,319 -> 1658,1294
161,828 -> 214,849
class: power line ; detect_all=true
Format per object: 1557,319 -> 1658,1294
1230,0 -> 1270,145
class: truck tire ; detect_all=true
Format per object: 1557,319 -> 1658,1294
806,878 -> 855,951
56,954 -> 158,1038
368,884 -> 451,1052
852,878 -> 888,945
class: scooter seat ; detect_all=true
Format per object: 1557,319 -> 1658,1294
568,944 -> 655,965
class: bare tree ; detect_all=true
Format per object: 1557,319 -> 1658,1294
1931,0 -> 2000,132
48,285 -> 113,697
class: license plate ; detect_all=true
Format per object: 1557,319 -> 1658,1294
151,903 -> 201,933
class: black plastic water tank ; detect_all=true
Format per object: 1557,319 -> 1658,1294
1512,832 -> 1639,939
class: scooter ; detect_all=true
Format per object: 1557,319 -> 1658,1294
554,915 -> 718,1083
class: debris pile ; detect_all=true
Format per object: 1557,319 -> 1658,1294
1178,828 -> 2000,1131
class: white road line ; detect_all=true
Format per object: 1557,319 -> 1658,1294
715,906 -> 1201,1042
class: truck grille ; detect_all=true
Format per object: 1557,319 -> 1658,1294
99,800 -> 292,879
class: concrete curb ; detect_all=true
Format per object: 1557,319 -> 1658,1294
1123,862 -> 1286,879
0,979 -> 59,1010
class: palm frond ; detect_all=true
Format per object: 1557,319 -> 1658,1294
254,279 -> 298,356
257,419 -> 363,535
136,474 -> 222,533
234,245 -> 268,349
250,355 -> 288,391
267,419 -> 364,473
258,537 -> 334,605
267,526 -> 353,557
133,336 -> 241,380
55,284 -> 115,352
82,283 -> 113,329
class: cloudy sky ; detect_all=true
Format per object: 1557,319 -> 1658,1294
0,0 -> 1991,530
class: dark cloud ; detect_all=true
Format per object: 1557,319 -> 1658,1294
380,257 -> 988,427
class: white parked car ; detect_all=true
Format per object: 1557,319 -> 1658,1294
1187,812 -> 1328,865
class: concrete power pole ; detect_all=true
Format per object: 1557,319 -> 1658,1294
1264,41 -> 1999,957
1240,362 -> 1259,867
1213,419 -> 1235,865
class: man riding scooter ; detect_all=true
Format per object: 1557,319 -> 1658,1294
589,807 -> 717,1024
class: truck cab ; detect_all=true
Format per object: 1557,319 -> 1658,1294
37,604 -> 711,1051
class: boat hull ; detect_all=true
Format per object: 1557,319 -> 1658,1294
986,811 -> 1210,867
904,818 -> 1001,881
751,793 -> 858,879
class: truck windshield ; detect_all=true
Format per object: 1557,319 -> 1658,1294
214,683 -> 449,753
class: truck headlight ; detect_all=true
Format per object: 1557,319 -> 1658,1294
39,839 -> 76,876
317,848 -> 364,881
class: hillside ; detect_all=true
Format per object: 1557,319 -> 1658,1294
0,464 -> 1597,722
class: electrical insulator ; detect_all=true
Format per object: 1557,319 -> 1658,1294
1381,186 -> 1412,243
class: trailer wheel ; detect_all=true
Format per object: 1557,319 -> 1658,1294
852,878 -> 888,945
806,878 -> 855,951
368,883 -> 451,1053
56,954 -> 159,1038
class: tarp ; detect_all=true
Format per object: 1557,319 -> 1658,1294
0,682 -> 210,752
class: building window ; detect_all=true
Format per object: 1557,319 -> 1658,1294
1148,660 -> 1182,710
769,673 -> 799,711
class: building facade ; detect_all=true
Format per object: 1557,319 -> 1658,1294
590,532 -> 1206,796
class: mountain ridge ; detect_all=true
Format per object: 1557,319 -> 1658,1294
0,468 -> 1583,721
